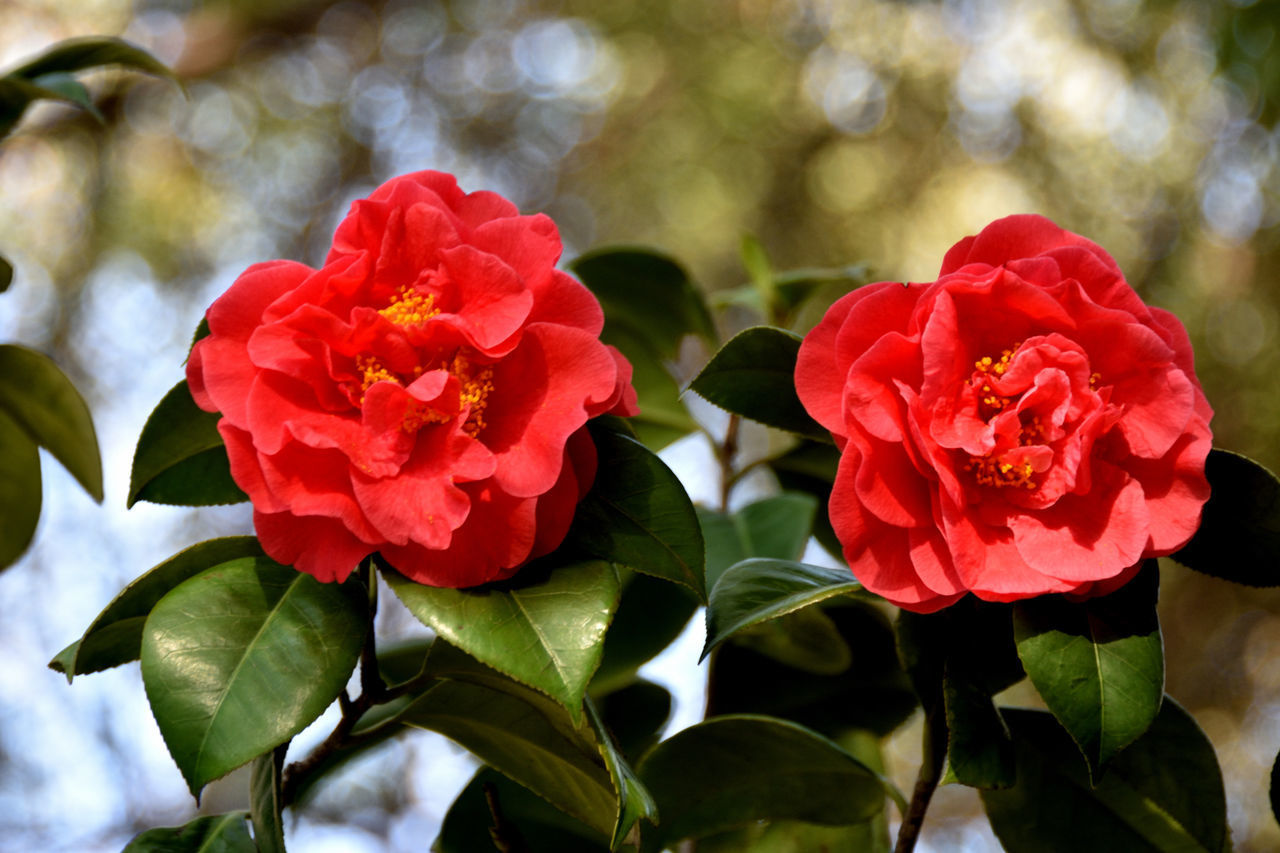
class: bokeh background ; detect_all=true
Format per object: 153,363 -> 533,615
3,0 -> 1280,850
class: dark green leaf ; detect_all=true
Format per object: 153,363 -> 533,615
122,812 -> 255,852
1271,749 -> 1280,832
0,344 -> 102,501
595,680 -> 671,758
698,507 -> 748,595
982,701 -> 1228,853
49,537 -> 265,680
384,559 -> 620,716
604,324 -> 698,449
567,422 -> 705,599
1173,449 -> 1280,586
708,602 -> 917,738
591,571 -> 698,696
1013,562 -> 1163,778
10,37 -> 178,85
896,598 -> 1025,712
768,442 -> 843,559
30,72 -> 102,121
0,409 -> 40,572
586,697 -> 658,848
943,667 -> 1015,789
697,818 -> 889,853
402,644 -> 618,838
702,558 -> 861,660
0,75 -> 88,139
437,767 -> 610,853
688,326 -> 829,441
699,493 -> 818,593
571,247 -> 716,359
129,380 -> 245,508
0,253 -> 12,292
728,605 -> 852,675
141,557 -> 366,797
250,745 -> 287,853
636,715 -> 889,848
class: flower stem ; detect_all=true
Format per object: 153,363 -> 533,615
894,706 -> 948,853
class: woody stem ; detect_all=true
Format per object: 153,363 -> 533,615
894,704 -> 948,853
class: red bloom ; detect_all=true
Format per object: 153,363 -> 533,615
796,215 -> 1212,613
187,171 -> 637,586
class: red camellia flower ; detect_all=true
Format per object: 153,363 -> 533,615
796,215 -> 1212,613
187,171 -> 637,586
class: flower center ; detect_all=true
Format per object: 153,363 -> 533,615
964,342 -> 1043,491
379,285 -> 439,326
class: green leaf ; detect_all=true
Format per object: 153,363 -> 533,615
0,74 -> 90,139
385,558 -> 620,717
702,558 -> 861,660
0,253 -> 12,292
708,602 -> 917,739
728,605 -> 852,675
586,697 -> 658,848
982,701 -> 1229,853
0,344 -> 102,501
122,812 -> 255,852
250,745 -> 287,853
699,493 -> 818,594
402,643 -> 619,839
129,380 -> 245,508
591,571 -> 698,696
567,422 -> 706,598
636,715 -> 890,848
571,247 -> 716,359
437,767 -> 610,853
740,233 -> 775,317
1173,449 -> 1280,586
30,72 -> 102,122
10,36 -> 178,85
0,409 -> 41,572
49,537 -> 265,680
688,326 -> 829,441
571,248 -> 712,451
594,680 -> 671,758
943,666 -> 1015,789
768,441 -> 843,559
1271,749 -> 1280,832
1013,562 -> 1163,778
141,557 -> 366,797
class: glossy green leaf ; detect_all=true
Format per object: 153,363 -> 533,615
571,247 -> 716,359
49,536 -> 265,680
129,380 -> 245,508
591,571 -> 698,696
122,812 -> 255,852
699,493 -> 819,593
437,767 -> 611,853
587,697 -> 658,848
688,326 -> 829,441
982,701 -> 1228,853
10,36 -> 178,84
402,645 -> 618,839
385,558 -> 620,716
0,344 -> 102,501
708,602 -> 917,739
1173,449 -> 1280,586
0,253 -> 12,292
1013,562 -> 1163,778
698,507 -> 748,594
567,423 -> 706,598
141,557 -> 366,797
702,558 -> 861,660
636,715 -> 889,848
0,409 -> 40,572
250,745 -> 287,853
571,248 -> 710,451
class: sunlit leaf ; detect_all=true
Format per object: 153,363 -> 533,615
141,557 -> 366,797
402,643 -> 618,838
1013,562 -> 1163,778
250,746 -> 287,853
982,701 -> 1228,852
49,537 -> 265,680
121,812 -> 254,852
0,344 -> 102,501
385,559 -> 620,717
0,409 -> 40,572
1173,449 -> 1280,586
688,326 -> 829,441
703,558 -> 861,659
129,380 -> 245,508
567,422 -> 706,598
636,715 -> 890,848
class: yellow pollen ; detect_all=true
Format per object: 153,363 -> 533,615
1090,371 -> 1101,387
379,285 -> 440,327
451,353 -> 495,437
967,454 -> 1038,490
356,354 -> 399,400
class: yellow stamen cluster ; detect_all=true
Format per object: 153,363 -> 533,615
973,343 -> 1021,412
379,285 -> 439,326
967,455 -> 1038,490
356,354 -> 398,399
451,353 -> 495,437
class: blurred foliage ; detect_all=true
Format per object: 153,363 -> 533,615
7,0 -> 1280,849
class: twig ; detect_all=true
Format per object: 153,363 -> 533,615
894,706 -> 948,853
